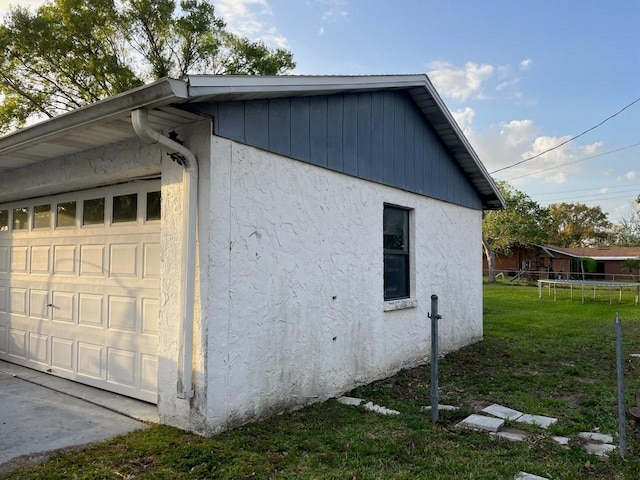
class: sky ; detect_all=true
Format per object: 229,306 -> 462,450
2,0 -> 639,223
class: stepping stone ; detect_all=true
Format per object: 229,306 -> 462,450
515,413 -> 557,429
553,436 -> 571,446
337,396 -> 364,406
482,403 -> 523,420
583,442 -> 616,457
514,473 -> 549,480
457,414 -> 504,432
363,402 -> 400,415
422,404 -> 459,411
578,432 -> 614,444
495,427 -> 529,442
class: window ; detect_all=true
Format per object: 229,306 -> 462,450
112,193 -> 138,223
13,207 -> 28,230
146,191 -> 161,221
33,204 -> 51,229
57,201 -> 76,227
0,210 -> 7,231
384,205 -> 410,300
83,197 -> 105,225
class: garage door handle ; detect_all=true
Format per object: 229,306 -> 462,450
46,303 -> 54,307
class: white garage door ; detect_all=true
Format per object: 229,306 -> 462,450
0,180 -> 161,403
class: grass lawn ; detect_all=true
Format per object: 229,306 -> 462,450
4,282 -> 640,479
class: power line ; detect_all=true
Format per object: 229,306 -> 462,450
531,183 -> 640,198
503,142 -> 640,181
489,96 -> 640,175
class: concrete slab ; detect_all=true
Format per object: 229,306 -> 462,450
495,428 -> 529,442
0,361 -> 155,473
422,404 -> 459,412
337,396 -> 364,406
457,414 -> 504,432
482,403 -> 523,420
578,432 -> 614,444
515,413 -> 557,429
514,473 -> 549,480
583,442 -> 616,457
553,436 -> 571,446
363,402 -> 400,415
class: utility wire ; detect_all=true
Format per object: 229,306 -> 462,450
490,96 -> 640,174
504,142 -> 640,181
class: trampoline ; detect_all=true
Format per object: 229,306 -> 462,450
538,279 -> 640,306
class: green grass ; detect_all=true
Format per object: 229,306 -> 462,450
5,282 -> 640,479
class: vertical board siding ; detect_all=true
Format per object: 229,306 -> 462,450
184,91 -> 482,209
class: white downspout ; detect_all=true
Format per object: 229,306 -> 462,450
132,108 -> 197,399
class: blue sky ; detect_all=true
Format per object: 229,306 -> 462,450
2,0 -> 639,222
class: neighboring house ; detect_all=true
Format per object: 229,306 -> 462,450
0,75 -> 503,435
483,244 -> 640,280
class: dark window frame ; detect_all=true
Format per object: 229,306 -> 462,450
384,205 -> 410,301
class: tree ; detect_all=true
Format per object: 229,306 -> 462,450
621,257 -> 640,281
548,202 -> 611,247
483,180 -> 553,282
0,0 -> 295,132
610,201 -> 640,246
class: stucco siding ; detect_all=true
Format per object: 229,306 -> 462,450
205,137 -> 483,433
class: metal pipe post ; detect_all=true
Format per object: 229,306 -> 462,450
615,312 -> 627,458
429,294 -> 441,422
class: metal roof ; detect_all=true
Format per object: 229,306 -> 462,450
0,74 -> 504,210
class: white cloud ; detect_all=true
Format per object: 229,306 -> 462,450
451,107 -> 475,134
316,0 -> 348,22
0,0 -> 46,18
520,58 -> 533,71
213,0 -> 289,49
318,27 -> 325,35
428,61 -> 495,101
600,187 -> 611,194
626,171 -> 636,180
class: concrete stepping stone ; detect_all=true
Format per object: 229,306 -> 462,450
363,402 -> 400,415
515,413 -> 557,429
578,432 -> 613,444
422,404 -> 459,412
583,442 -> 616,457
337,396 -> 364,406
552,436 -> 570,446
482,403 -> 524,420
514,473 -> 549,480
457,414 -> 504,432
495,427 -> 529,442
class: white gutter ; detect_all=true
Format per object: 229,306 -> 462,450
132,108 -> 197,400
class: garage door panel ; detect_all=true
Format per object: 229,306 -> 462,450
28,332 -> 48,364
30,246 -> 50,274
52,291 -> 75,323
80,245 -> 105,276
0,246 -> 8,273
9,328 -> 27,358
10,247 -> 28,273
110,244 -> 138,277
0,181 -> 160,403
51,337 -> 74,371
53,245 -> 77,275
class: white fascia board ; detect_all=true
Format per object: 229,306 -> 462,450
0,78 -> 188,156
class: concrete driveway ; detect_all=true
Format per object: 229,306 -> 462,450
0,360 -> 158,474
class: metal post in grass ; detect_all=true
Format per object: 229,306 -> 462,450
428,294 -> 442,423
615,312 -> 627,458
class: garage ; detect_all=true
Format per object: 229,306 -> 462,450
0,180 -> 161,403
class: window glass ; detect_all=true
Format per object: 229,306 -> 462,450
33,204 -> 51,229
12,207 -> 28,230
57,201 -> 77,227
383,206 -> 410,300
83,197 -> 105,225
146,191 -> 161,221
113,193 -> 138,223
0,210 -> 7,231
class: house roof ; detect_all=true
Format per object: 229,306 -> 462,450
0,74 -> 504,209
540,245 -> 640,261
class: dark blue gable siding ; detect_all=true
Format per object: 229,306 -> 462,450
184,91 -> 483,209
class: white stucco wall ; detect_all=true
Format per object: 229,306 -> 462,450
203,137 -> 483,433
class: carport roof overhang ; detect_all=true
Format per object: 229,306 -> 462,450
0,74 -> 504,210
